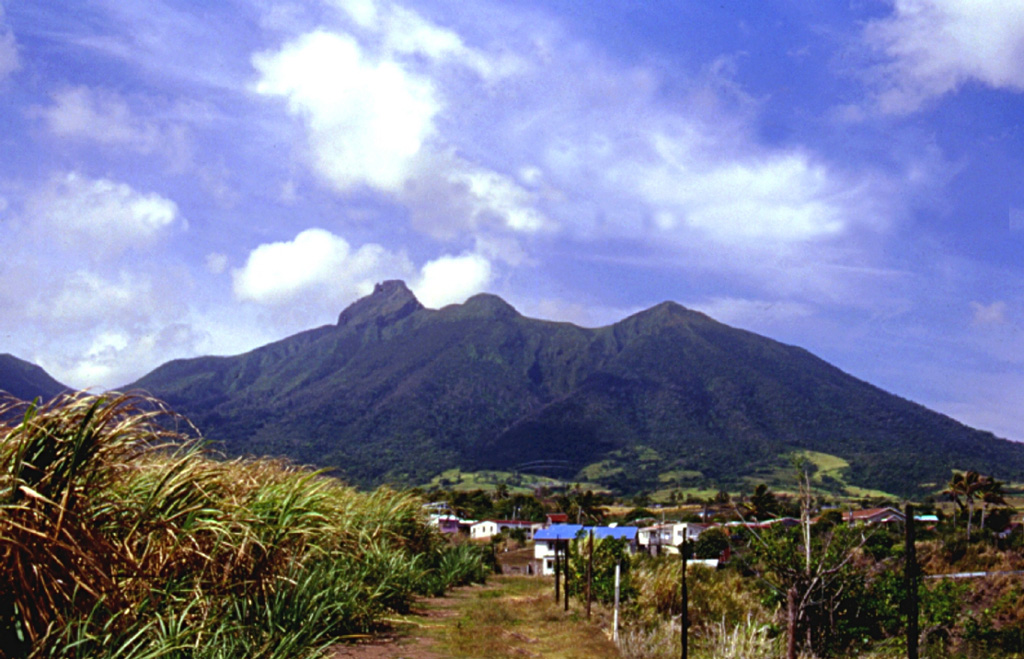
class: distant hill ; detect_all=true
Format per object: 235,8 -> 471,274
0,353 -> 68,402
125,281 -> 1024,497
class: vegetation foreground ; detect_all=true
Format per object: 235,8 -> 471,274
0,393 -> 491,658
8,392 -> 1024,658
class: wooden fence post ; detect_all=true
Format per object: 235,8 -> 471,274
586,530 -> 594,619
554,537 -> 560,603
614,561 -> 621,643
564,540 -> 570,612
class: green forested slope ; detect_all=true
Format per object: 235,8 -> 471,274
125,281 -> 1024,496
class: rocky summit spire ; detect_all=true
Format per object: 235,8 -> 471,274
336,280 -> 424,328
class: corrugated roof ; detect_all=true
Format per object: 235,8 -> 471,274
534,524 -> 637,541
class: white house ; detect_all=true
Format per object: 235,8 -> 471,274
469,519 -> 540,540
638,523 -> 708,555
533,524 -> 639,575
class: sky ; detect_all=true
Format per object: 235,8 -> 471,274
1,0 -> 1024,442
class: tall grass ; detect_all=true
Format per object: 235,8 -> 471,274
0,392 -> 487,658
622,557 -> 780,659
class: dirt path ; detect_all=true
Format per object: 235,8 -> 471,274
326,585 -> 491,659
325,577 -> 621,659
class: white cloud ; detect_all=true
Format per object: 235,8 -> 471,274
253,29 -> 439,193
232,227 -> 413,307
60,322 -> 206,390
38,87 -> 161,149
971,300 -> 1008,326
404,153 -> 550,239
0,3 -> 18,80
632,139 -> 849,244
252,12 -> 545,240
23,172 -> 182,257
865,0 -> 1024,112
248,2 -> 897,304
412,252 -> 492,308
27,270 -> 155,327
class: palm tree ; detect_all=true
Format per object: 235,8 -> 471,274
979,476 -> 1007,533
944,470 -> 987,540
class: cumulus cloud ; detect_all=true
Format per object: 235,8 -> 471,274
232,228 -> 414,307
252,7 -> 547,238
232,228 -> 496,321
0,3 -> 18,80
254,29 -> 439,193
865,0 -> 1024,112
23,172 -> 182,257
412,252 -> 492,308
250,1 -> 897,302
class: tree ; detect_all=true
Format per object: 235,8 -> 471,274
746,462 -> 872,658
944,470 -> 994,540
748,483 -> 779,520
694,527 -> 729,560
566,534 -> 632,605
557,487 -> 607,524
979,475 -> 1007,533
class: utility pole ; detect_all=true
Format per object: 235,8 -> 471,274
905,503 -> 919,659
680,539 -> 689,659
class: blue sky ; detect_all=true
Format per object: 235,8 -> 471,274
2,0 -> 1024,442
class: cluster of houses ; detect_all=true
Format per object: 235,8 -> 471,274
428,506 -> 916,577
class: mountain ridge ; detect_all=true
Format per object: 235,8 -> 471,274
118,282 -> 1024,496
0,353 -> 69,402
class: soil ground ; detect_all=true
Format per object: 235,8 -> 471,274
326,576 -> 621,659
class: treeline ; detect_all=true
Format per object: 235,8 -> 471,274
0,393 -> 491,659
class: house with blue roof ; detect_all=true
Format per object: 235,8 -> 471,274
532,524 -> 639,575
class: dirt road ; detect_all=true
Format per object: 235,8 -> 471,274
326,576 -> 621,659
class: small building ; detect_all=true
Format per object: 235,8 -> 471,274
470,519 -> 540,540
846,507 -> 905,524
429,514 -> 475,534
545,512 -> 569,526
638,522 -> 708,555
431,514 -> 462,534
533,524 -> 639,575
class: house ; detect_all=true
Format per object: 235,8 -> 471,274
724,517 -> 801,532
637,524 -> 672,554
637,523 -> 708,555
545,512 -> 569,526
431,514 -> 462,534
533,524 -> 639,575
470,519 -> 541,540
429,514 -> 475,534
846,507 -> 905,524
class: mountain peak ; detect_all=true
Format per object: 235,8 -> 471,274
460,293 -> 519,319
337,280 -> 424,328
